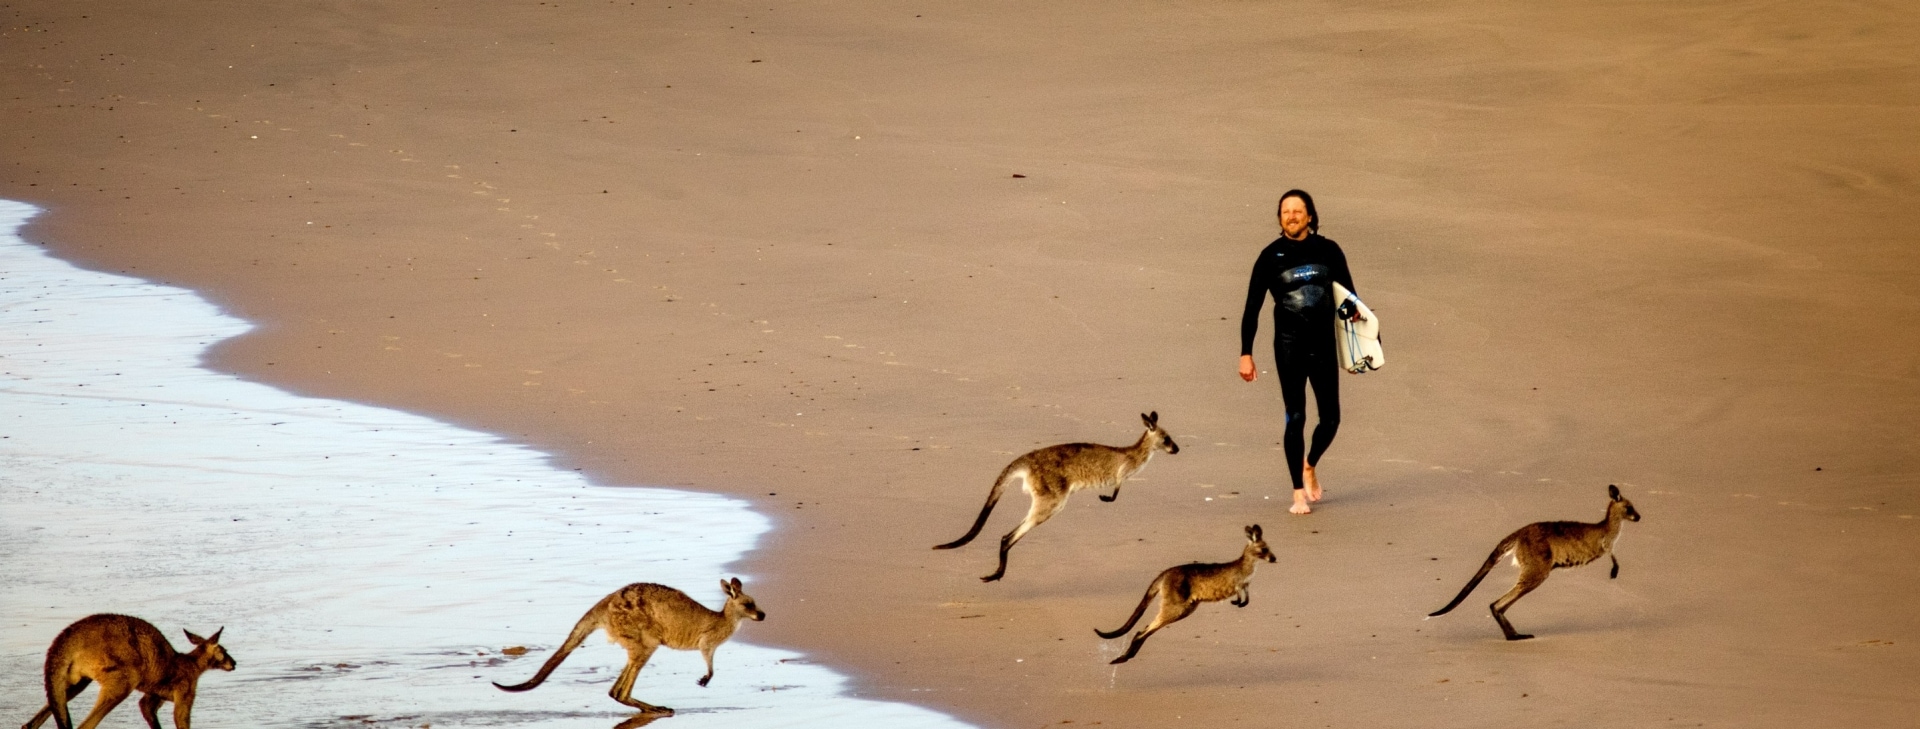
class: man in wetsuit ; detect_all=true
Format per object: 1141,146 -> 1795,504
1237,189 -> 1359,515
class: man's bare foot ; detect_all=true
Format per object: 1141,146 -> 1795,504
1289,490 -> 1312,514
1303,464 -> 1324,502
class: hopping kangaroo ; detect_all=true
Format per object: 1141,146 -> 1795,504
1428,485 -> 1642,640
494,579 -> 765,716
24,613 -> 235,729
933,412 -> 1179,582
1096,524 -> 1276,664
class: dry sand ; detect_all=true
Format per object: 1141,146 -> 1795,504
5,1 -> 1918,726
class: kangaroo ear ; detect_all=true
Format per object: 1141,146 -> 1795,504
721,579 -> 736,597
1142,411 -> 1159,428
1609,484 -> 1622,501
730,577 -> 744,594
184,630 -> 206,646
1249,524 -> 1263,540
208,628 -> 224,644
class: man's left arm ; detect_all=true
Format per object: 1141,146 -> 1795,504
1328,243 -> 1362,321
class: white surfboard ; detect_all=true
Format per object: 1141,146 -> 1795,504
1332,282 -> 1384,374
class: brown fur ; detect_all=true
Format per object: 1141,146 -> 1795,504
933,412 -> 1180,582
23,613 -> 235,729
1096,525 -> 1276,664
1428,485 -> 1643,640
493,578 -> 766,716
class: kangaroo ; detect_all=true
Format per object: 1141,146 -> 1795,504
1428,484 -> 1642,640
1096,524 -> 1276,664
23,613 -> 236,729
494,578 -> 766,716
933,412 -> 1179,582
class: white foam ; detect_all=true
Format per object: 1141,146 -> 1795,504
0,199 -> 972,728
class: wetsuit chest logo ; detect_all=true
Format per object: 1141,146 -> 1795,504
1279,264 -> 1325,284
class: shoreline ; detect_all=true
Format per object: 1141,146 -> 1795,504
0,197 -> 976,728
6,1 -> 1919,727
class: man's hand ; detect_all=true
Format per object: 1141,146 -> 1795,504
1238,354 -> 1258,382
1338,298 -> 1366,323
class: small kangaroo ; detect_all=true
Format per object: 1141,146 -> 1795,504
1096,524 -> 1276,664
933,412 -> 1179,582
23,613 -> 236,729
1428,484 -> 1642,640
494,578 -> 766,716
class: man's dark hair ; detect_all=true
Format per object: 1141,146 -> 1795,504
1277,189 -> 1319,234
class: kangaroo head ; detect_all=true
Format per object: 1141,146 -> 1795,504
1608,484 -> 1641,522
1244,524 -> 1276,563
184,628 -> 237,672
1141,411 -> 1179,455
720,577 -> 766,622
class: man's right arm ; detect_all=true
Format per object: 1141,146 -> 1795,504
1239,255 -> 1268,382
1240,255 -> 1269,357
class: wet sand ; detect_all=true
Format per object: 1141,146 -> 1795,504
4,1 -> 1918,727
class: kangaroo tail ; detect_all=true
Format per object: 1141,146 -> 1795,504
932,463 -> 1021,550
493,604 -> 603,692
42,628 -> 90,729
1096,583 -> 1160,639
1428,537 -> 1514,617
40,650 -> 73,729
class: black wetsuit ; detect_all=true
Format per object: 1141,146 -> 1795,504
1239,233 -> 1356,490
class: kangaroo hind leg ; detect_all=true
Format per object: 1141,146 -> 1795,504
610,643 -> 672,715
1489,567 -> 1550,641
982,491 -> 1065,583
1111,601 -> 1197,665
72,679 -> 133,729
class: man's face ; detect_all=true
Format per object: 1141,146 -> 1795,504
1279,197 -> 1312,240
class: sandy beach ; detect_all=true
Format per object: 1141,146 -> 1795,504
5,1 -> 1918,727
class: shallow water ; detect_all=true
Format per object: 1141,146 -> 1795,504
0,199 -> 973,728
